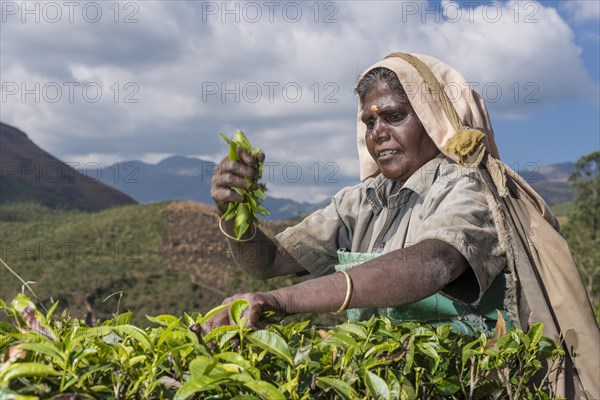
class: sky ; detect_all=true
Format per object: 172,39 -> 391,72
1,0 -> 599,203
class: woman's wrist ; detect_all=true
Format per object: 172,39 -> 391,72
273,274 -> 352,315
219,219 -> 257,242
264,289 -> 290,316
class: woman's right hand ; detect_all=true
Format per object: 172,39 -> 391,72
210,148 -> 265,214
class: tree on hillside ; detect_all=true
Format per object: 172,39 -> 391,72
562,151 -> 600,306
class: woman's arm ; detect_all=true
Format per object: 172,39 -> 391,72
203,239 -> 469,330
222,221 -> 305,280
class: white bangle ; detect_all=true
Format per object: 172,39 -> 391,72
331,270 -> 352,315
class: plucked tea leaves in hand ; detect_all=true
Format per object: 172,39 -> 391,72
219,130 -> 269,239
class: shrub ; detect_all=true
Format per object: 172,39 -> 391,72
0,294 -> 563,399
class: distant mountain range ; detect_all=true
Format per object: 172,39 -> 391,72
518,162 -> 576,206
0,122 -> 136,211
0,121 -> 577,218
88,156 -> 315,220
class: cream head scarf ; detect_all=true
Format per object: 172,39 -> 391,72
355,52 -> 599,399
356,52 -> 555,227
357,52 -> 498,179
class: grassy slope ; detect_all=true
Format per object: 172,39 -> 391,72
550,201 -> 574,217
0,202 -> 202,325
550,201 -> 573,226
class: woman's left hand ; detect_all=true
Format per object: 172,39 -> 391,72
201,292 -> 287,333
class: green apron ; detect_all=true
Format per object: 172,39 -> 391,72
335,250 -> 513,336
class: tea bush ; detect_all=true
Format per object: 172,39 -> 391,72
0,294 -> 563,399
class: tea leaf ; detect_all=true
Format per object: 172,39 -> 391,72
81,325 -> 153,351
229,299 -> 250,329
316,376 -> 358,399
214,352 -> 253,370
0,389 -> 40,400
365,370 -> 391,400
403,336 -> 415,375
234,130 -> 252,151
416,342 -> 441,363
527,323 -> 543,350
244,380 -> 286,400
338,323 -> 368,340
196,303 -> 231,327
1,362 -> 60,384
17,342 -> 64,364
247,330 -> 293,365
220,132 -> 239,161
174,376 -> 219,400
435,376 -> 461,396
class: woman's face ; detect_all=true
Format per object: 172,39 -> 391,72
362,83 -> 439,182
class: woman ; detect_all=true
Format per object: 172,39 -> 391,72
209,53 -> 598,398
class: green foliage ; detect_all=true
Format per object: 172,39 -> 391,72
549,201 -> 573,219
1,295 -> 563,399
219,130 -> 269,239
0,202 -> 203,326
562,151 -> 600,308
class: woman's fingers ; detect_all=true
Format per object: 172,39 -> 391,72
210,186 -> 244,204
231,298 -> 262,330
210,150 -> 265,212
211,168 -> 248,190
237,148 -> 265,167
237,148 -> 255,166
214,159 -> 255,184
246,302 -> 271,330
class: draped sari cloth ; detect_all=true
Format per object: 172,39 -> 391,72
356,53 -> 599,399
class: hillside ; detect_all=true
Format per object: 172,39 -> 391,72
0,201 -> 298,325
519,162 -> 576,205
0,122 -> 136,211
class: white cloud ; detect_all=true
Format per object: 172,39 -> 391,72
268,183 -> 339,204
140,153 -> 175,165
561,1 -> 600,23
62,153 -> 124,169
1,0 -> 597,201
432,0 -> 596,118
